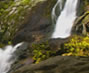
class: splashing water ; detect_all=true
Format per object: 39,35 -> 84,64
52,0 -> 78,38
0,42 -> 23,73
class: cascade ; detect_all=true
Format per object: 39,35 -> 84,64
0,0 -> 79,73
0,42 -> 23,73
52,0 -> 78,38
52,0 -> 63,23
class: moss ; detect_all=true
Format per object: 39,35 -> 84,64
82,14 -> 89,24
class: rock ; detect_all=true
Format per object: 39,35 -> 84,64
9,56 -> 89,73
72,0 -> 89,36
72,11 -> 89,36
0,0 -> 43,44
5,0 -> 89,73
11,38 -> 69,69
12,0 -> 57,44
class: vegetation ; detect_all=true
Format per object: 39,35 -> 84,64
31,35 -> 89,63
32,42 -> 56,64
0,0 -> 43,46
84,0 -> 89,6
62,35 -> 89,56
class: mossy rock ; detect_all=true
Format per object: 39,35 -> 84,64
12,0 -> 57,44
72,11 -> 89,35
0,0 -> 44,45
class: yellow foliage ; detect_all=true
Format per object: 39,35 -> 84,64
62,35 -> 89,56
32,42 -> 56,63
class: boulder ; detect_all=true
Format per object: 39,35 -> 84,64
9,56 -> 89,73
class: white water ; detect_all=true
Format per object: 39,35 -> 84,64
52,0 -> 78,38
0,42 -> 23,73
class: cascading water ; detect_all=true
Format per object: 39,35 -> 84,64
52,0 -> 78,38
52,0 -> 63,23
0,42 -> 23,73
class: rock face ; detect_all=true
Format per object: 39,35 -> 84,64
9,56 -> 89,73
13,0 -> 56,44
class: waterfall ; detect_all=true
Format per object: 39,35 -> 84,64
0,42 -> 23,73
52,0 -> 78,38
52,0 -> 63,23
